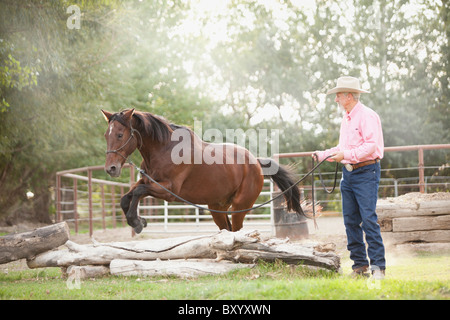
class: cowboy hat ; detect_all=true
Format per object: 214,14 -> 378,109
326,76 -> 370,95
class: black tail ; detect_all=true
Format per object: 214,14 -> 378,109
258,158 -> 304,216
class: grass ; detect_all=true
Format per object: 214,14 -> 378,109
1,253 -> 449,300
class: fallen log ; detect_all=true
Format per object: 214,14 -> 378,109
382,229 -> 450,245
0,222 -> 70,264
27,230 -> 258,268
110,259 -> 254,278
64,265 -> 110,280
392,215 -> 450,232
377,199 -> 450,218
27,229 -> 340,272
215,241 -> 340,271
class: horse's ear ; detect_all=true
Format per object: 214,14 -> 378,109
101,109 -> 113,122
122,108 -> 135,121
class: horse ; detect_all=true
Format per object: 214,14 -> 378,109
101,108 -> 304,233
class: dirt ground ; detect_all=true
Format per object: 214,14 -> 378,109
62,217 -> 348,246
0,216 -> 348,272
2,191 -> 449,272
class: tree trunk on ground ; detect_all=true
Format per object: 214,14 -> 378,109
27,229 -> 341,272
0,222 -> 70,264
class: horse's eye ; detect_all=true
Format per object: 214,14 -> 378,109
118,133 -> 123,138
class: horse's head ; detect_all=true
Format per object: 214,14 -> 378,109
101,108 -> 139,177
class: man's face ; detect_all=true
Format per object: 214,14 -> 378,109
335,92 -> 352,111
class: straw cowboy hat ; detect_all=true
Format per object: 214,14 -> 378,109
326,76 -> 370,95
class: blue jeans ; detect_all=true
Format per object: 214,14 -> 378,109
340,162 -> 386,270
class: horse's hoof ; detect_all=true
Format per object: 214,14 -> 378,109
141,217 -> 147,227
133,224 -> 143,234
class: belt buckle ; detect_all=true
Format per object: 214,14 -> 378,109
344,163 -> 354,172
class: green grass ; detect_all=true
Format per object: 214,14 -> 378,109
1,254 -> 449,300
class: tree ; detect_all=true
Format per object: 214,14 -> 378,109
1,0 -> 448,224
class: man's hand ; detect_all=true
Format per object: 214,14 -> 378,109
330,151 -> 344,162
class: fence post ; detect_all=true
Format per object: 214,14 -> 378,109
394,179 -> 398,197
111,185 -> 116,228
56,174 -> 61,223
120,186 -> 125,227
73,178 -> 78,234
101,184 -> 106,230
164,200 -> 169,231
418,147 -> 425,193
88,168 -> 93,237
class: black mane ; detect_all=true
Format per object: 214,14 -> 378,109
110,109 -> 192,144
132,111 -> 174,144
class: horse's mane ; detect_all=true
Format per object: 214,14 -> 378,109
110,109 -> 192,144
132,111 -> 174,144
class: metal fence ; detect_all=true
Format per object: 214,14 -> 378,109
55,164 -> 135,236
274,144 -> 450,215
137,178 -> 274,234
55,144 -> 450,236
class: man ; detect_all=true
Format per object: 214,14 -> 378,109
314,76 -> 386,279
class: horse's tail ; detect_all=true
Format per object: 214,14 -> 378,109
257,158 -> 304,216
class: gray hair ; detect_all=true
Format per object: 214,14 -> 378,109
344,92 -> 360,101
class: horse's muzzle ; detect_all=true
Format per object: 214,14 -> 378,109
105,164 -> 121,177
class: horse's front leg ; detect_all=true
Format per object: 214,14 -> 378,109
121,180 -> 175,233
121,180 -> 148,234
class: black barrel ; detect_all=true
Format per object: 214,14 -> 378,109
272,191 -> 309,239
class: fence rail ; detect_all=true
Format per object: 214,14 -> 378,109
274,144 -> 450,193
55,144 -> 450,236
55,164 -> 135,236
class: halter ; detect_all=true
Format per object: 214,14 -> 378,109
105,122 -> 143,161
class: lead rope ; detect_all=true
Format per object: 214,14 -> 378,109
127,154 -> 337,217
311,154 -> 339,229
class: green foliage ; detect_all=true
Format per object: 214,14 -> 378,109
0,0 -> 448,222
0,50 -> 38,111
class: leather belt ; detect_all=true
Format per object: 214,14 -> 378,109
344,159 -> 380,172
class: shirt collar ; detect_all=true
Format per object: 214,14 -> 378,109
345,101 -> 362,121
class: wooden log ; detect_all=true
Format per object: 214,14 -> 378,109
215,241 -> 340,271
418,201 -> 450,215
377,200 -> 450,218
378,218 -> 393,232
0,222 -> 70,264
393,215 -> 450,232
110,259 -> 254,278
376,202 -> 418,219
382,230 -> 450,245
27,229 -> 340,272
27,230 -> 258,268
64,265 -> 110,279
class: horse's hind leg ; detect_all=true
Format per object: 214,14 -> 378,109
230,172 -> 264,231
209,204 -> 232,231
230,213 -> 246,232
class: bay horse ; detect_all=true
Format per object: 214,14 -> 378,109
101,108 -> 303,234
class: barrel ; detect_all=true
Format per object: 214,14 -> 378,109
272,191 -> 309,239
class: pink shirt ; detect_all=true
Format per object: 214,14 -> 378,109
316,101 -> 384,164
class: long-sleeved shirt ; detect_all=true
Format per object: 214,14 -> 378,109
316,101 -> 384,164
